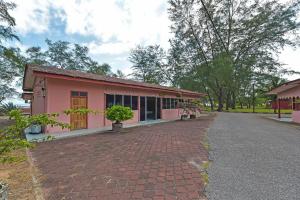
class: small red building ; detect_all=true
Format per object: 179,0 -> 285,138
22,65 -> 205,133
268,79 -> 300,123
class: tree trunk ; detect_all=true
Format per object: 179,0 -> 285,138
217,88 -> 224,112
206,89 -> 214,111
231,92 -> 236,109
225,92 -> 230,111
208,95 -> 214,111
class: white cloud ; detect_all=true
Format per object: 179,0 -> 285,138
87,41 -> 134,55
12,0 -> 51,34
279,47 -> 300,80
10,0 -> 300,78
11,0 -> 171,54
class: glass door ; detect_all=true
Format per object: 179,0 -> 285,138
147,97 -> 156,120
140,96 -> 146,121
156,97 -> 161,119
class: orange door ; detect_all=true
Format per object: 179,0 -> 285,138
70,95 -> 87,130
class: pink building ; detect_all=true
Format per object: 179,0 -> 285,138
268,79 -> 300,123
22,65 -> 205,133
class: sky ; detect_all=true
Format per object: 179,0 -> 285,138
7,0 -> 300,105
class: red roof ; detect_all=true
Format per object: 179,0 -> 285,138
267,79 -> 300,95
23,65 -> 205,97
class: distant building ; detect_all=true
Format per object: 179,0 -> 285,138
268,79 -> 300,123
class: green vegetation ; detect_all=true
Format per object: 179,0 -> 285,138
106,105 -> 134,124
200,161 -> 211,186
0,109 -> 70,163
226,108 -> 292,114
129,0 -> 300,112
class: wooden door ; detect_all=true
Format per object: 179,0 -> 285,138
70,93 -> 87,130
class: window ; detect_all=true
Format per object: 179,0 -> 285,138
132,96 -> 138,110
163,98 -> 179,109
106,94 -> 114,108
115,95 -> 123,105
71,91 -> 79,96
171,98 -> 176,109
163,98 -> 167,109
124,95 -> 131,108
166,98 -> 171,109
175,99 -> 178,108
163,98 -> 174,109
80,92 -> 87,97
71,91 -> 88,97
105,94 -> 138,110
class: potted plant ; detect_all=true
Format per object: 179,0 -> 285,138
178,101 -> 189,120
0,182 -> 8,200
106,105 -> 134,132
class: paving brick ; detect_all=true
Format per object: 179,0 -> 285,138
31,117 -> 213,200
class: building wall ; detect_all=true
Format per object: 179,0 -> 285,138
292,111 -> 300,123
46,78 -> 110,133
42,77 -> 195,133
31,77 -> 46,115
278,85 -> 300,123
278,85 -> 300,99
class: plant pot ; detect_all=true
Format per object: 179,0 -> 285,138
181,115 -> 188,120
190,114 -> 196,119
0,182 -> 8,200
112,122 -> 123,132
30,124 -> 42,134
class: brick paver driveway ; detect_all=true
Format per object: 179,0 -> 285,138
31,117 -> 213,200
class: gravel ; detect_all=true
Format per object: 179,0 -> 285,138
206,112 -> 300,200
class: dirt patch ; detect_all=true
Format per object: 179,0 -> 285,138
0,116 -> 14,129
0,150 -> 36,200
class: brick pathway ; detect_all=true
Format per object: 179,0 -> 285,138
31,117 -> 213,200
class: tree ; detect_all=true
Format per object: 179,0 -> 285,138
0,0 -> 20,103
129,45 -> 166,84
24,39 -> 114,75
87,63 -> 113,76
112,70 -> 126,79
0,0 -> 17,49
0,102 -> 17,115
25,46 -> 48,65
168,0 -> 300,111
44,39 -> 73,69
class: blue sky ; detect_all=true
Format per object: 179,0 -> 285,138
8,0 -> 300,105
11,0 -> 300,75
11,0 -> 171,76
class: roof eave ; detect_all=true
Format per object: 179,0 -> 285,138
32,70 -> 205,97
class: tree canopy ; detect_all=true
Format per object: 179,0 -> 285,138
129,0 -> 300,111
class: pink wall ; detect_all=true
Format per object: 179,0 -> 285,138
278,85 -> 300,99
40,77 -> 198,133
162,109 -> 180,120
278,85 -> 300,123
32,77 -> 46,115
292,111 -> 300,123
45,78 -> 105,132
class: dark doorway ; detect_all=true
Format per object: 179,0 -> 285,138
140,96 -> 161,121
140,96 -> 146,121
147,97 -> 156,120
156,98 -> 161,119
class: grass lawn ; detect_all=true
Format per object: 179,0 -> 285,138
225,108 -> 292,114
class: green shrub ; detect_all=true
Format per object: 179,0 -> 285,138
0,109 -> 70,163
106,105 -> 134,123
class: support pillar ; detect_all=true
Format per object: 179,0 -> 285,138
277,98 -> 281,119
292,97 -> 295,111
